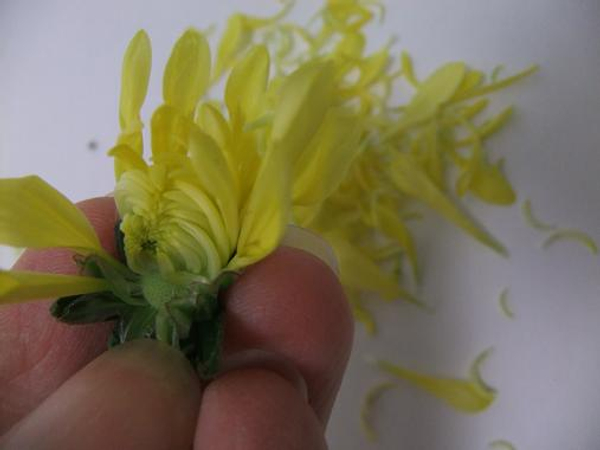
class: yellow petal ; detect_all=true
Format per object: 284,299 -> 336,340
467,159 -> 516,205
213,14 -> 250,80
390,154 -> 506,255
401,62 -> 466,127
489,440 -> 517,450
0,176 -> 104,254
360,381 -> 396,441
118,30 -> 152,136
521,199 -> 556,231
228,148 -> 289,270
225,45 -> 270,124
401,51 -> 419,87
163,28 -> 211,116
327,234 -> 406,301
188,126 -> 239,250
498,288 -> 514,319
292,109 -> 363,206
378,349 -> 496,414
195,103 -> 231,152
108,144 -> 148,177
542,229 -> 598,255
271,61 -> 336,163
0,270 -> 110,305
150,104 -> 191,157
116,30 -> 152,178
376,204 -> 419,282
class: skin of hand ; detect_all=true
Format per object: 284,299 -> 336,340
0,197 -> 354,450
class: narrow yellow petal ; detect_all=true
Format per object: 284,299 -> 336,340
542,229 -> 598,255
163,28 -> 211,116
225,45 -> 270,124
108,144 -> 148,177
378,349 -> 496,414
0,270 -> 110,305
0,176 -> 104,254
119,30 -> 152,135
293,109 -> 363,206
195,103 -> 231,151
401,62 -> 466,127
521,199 -> 556,231
116,30 -> 152,178
498,288 -> 515,319
467,160 -> 516,205
391,154 -> 507,255
150,104 -> 191,157
327,234 -> 404,301
489,439 -> 517,450
213,14 -> 250,80
228,148 -> 289,270
360,381 -> 396,441
376,205 -> 420,282
401,51 -> 419,87
188,126 -> 239,250
271,61 -> 336,163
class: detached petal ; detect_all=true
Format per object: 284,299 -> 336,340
293,108 -> 363,206
401,62 -> 466,127
271,61 -> 336,164
0,176 -> 104,254
0,270 -> 110,305
390,154 -> 506,255
163,28 -> 211,116
378,349 -> 496,414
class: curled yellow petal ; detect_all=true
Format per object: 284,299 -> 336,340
489,439 -> 517,450
0,176 -> 104,255
498,288 -> 515,319
163,28 -> 211,116
360,381 -> 396,441
521,199 -> 556,231
542,229 -> 598,255
0,270 -> 110,305
378,349 -> 496,414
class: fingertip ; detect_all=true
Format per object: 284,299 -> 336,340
1,339 -> 201,450
195,367 -> 327,450
223,246 -> 354,424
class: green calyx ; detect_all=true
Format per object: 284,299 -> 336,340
50,239 -> 237,379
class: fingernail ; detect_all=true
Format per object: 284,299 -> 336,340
280,225 -> 339,275
219,349 -> 309,401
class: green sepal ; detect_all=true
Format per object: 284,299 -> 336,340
109,306 -> 157,347
50,291 -> 131,324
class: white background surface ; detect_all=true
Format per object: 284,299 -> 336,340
1,1 -> 599,448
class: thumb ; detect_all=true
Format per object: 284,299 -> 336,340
1,339 -> 201,450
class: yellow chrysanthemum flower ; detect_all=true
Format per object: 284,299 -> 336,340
0,0 -> 538,381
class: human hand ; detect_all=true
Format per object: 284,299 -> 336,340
0,197 -> 353,449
